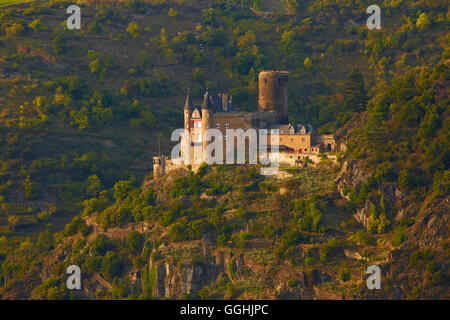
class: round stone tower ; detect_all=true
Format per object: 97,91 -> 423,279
258,71 -> 289,122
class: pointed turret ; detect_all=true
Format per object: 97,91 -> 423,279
228,95 -> 235,112
184,88 -> 193,110
202,89 -> 213,110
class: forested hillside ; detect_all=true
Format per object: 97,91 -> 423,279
0,0 -> 448,299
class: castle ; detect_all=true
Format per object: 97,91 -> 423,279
153,71 -> 336,178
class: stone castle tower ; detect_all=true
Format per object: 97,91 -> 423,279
258,71 -> 289,123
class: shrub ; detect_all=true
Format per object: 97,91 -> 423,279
101,251 -> 124,278
114,180 -> 133,202
91,235 -> 113,255
52,29 -> 67,54
128,231 -> 144,254
340,269 -> 351,282
126,21 -> 140,38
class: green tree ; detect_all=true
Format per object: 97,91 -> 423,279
126,21 -> 140,38
344,68 -> 368,112
304,57 -> 312,69
416,13 -> 430,31
29,18 -> 44,32
101,251 -> 124,278
114,180 -> 132,202
70,107 -> 90,131
52,29 -> 67,54
86,175 -> 102,197
168,8 -> 179,17
24,176 -> 39,200
127,231 -> 144,254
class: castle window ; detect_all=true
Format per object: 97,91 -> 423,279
280,138 -> 283,142
193,121 -> 201,128
225,123 -> 229,128
224,135 -> 227,140
206,113 -> 209,118
216,123 -> 220,128
302,138 -> 305,142
264,78 -> 267,83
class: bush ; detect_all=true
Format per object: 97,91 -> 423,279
101,251 -> 124,278
340,269 -> 351,282
126,22 -> 140,38
320,239 -> 345,263
91,235 -> 113,255
127,231 -> 144,254
114,180 -> 133,202
52,29 -> 67,54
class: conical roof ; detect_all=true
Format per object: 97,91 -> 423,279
202,89 -> 213,109
184,89 -> 193,110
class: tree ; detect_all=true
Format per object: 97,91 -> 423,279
126,21 -> 140,38
89,58 -> 101,75
29,18 -> 44,32
127,231 -> 144,254
6,23 -> 25,37
202,27 -> 227,47
91,235 -> 112,255
52,29 -> 67,54
114,180 -> 132,202
344,68 -> 368,112
86,175 -> 102,197
8,215 -> 19,229
70,107 -> 90,131
168,8 -> 179,17
101,251 -> 124,278
91,106 -> 113,125
24,176 -> 39,200
416,13 -> 430,31
304,57 -> 313,69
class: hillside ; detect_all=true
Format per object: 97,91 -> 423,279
0,0 -> 448,299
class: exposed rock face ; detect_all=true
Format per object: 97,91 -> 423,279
336,160 -> 370,199
409,197 -> 449,248
150,255 -> 222,298
37,244 -> 68,281
336,160 -> 416,228
354,200 -> 370,226
274,271 -> 315,299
